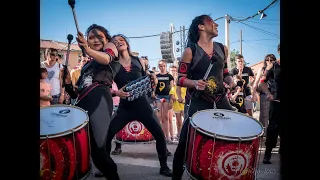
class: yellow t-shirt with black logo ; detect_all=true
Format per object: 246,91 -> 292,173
169,86 -> 187,112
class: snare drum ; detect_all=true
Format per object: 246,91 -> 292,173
115,104 -> 156,143
185,109 -> 263,180
40,105 -> 91,180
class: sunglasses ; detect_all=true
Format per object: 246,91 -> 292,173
50,53 -> 57,56
141,56 -> 148,60
265,59 -> 275,62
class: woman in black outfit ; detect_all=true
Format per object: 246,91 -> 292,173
95,34 -> 172,178
64,24 -> 122,180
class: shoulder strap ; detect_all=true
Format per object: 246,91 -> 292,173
190,43 -> 196,57
131,56 -> 146,76
213,42 -> 225,60
190,43 -> 205,71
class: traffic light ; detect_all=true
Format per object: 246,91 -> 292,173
160,32 -> 175,63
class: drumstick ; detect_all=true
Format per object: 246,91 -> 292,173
62,34 -> 73,87
68,0 -> 86,57
194,62 -> 214,98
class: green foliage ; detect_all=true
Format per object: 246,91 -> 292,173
229,49 -> 249,69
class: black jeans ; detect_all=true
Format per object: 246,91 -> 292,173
265,101 -> 281,152
106,96 -> 169,166
76,86 -> 120,180
172,96 -> 234,179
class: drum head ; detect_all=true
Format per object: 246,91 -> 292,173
40,105 -> 88,137
191,109 -> 263,139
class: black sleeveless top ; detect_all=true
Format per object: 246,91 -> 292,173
188,45 -> 225,103
77,59 -> 121,91
114,56 -> 146,103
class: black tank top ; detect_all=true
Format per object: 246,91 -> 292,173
77,60 -> 121,91
188,46 -> 225,103
114,57 -> 146,104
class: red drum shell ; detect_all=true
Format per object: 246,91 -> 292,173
115,121 -> 154,142
185,109 -> 263,180
40,105 -> 91,180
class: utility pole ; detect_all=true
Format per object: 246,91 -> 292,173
240,29 -> 242,55
170,23 -> 176,66
180,26 -> 183,57
182,25 -> 186,49
225,14 -> 231,68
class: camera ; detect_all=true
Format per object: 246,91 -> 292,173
236,80 -> 244,87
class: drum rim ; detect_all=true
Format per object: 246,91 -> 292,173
190,109 -> 264,141
40,104 -> 89,139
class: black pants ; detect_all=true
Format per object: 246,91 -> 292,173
172,96 -> 234,179
106,96 -> 169,166
265,101 -> 281,152
76,86 -> 120,180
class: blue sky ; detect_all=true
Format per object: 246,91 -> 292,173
41,0 -> 280,68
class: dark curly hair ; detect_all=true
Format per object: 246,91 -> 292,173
85,24 -> 112,49
187,14 -> 212,47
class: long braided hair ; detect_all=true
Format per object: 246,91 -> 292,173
186,14 -> 211,47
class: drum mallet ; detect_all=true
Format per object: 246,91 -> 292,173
194,62 -> 214,98
68,0 -> 86,57
62,34 -> 73,87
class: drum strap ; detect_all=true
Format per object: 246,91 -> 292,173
73,82 -> 100,105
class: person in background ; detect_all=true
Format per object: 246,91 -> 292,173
155,60 -> 174,143
230,75 -> 247,114
252,54 -> 277,127
230,54 -> 255,116
259,44 -> 281,164
40,67 -> 52,107
167,65 -> 178,142
41,48 -> 65,105
169,71 -> 186,139
70,56 -> 89,86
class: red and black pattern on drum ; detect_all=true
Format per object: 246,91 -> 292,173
115,121 -> 154,142
39,124 -> 90,180
185,127 -> 260,180
185,124 -> 196,173
40,139 -> 66,180
74,125 -> 90,177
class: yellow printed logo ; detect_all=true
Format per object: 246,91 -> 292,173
237,97 -> 244,107
159,82 -> 165,92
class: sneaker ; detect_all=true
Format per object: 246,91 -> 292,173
111,148 -> 122,155
262,152 -> 272,164
94,171 -> 104,177
159,165 -> 173,177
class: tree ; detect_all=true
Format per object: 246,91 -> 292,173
229,49 -> 239,69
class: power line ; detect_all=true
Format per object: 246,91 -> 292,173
230,0 -> 279,22
239,21 -> 280,39
230,38 -> 276,44
243,41 -> 278,48
127,16 -> 224,39
245,20 -> 280,26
